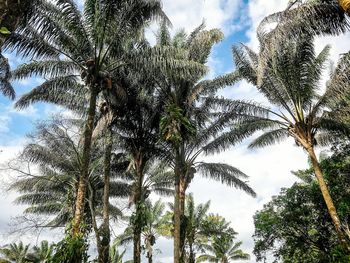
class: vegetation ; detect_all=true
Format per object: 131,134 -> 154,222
254,142 -> 350,262
225,34 -> 350,252
0,0 -> 349,262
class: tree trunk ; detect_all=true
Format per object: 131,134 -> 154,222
179,177 -> 187,262
188,242 -> 195,263
146,243 -> 153,263
99,131 -> 113,263
174,149 -> 182,263
73,87 -> 98,236
174,144 -> 188,263
307,146 -> 350,253
133,158 -> 144,263
339,0 -> 350,16
87,183 -> 103,261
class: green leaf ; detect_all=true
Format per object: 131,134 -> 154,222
0,27 -> 11,35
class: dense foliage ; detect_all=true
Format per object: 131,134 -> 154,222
254,143 -> 350,262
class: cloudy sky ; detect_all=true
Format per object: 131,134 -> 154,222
0,0 -> 350,262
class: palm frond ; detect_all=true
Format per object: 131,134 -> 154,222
248,128 -> 289,149
0,54 -> 15,99
196,162 -> 256,197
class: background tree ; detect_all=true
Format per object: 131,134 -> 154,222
118,162 -> 173,262
197,238 -> 250,263
7,118 -> 129,261
108,239 -> 131,263
120,199 -> 167,263
27,240 -> 54,263
0,242 -> 31,263
253,143 -> 350,262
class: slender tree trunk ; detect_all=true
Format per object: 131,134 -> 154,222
87,183 -> 103,260
133,158 -> 144,263
99,130 -> 113,263
179,177 -> 187,262
146,244 -> 153,263
73,87 -> 98,236
174,150 -> 182,263
307,146 -> 350,253
188,242 -> 195,263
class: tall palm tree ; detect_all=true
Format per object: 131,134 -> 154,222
4,0 -> 167,237
156,23 -> 256,262
0,242 -> 31,263
111,88 -> 164,263
220,37 -> 350,252
92,27 -> 206,261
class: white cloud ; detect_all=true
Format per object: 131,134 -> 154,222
162,0 -> 243,34
146,0 -> 245,47
9,104 -> 38,117
246,0 -> 287,50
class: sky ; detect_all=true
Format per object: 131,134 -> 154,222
0,0 -> 350,262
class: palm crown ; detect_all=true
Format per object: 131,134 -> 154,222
227,36 -> 349,150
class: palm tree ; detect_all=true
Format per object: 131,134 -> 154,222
111,89 -> 164,263
221,36 -> 350,252
107,239 -> 134,263
118,162 -> 173,263
120,199 -> 168,263
142,200 -> 167,263
0,242 -> 31,263
156,22 -> 256,262
197,239 -> 250,263
27,241 -> 54,263
91,25 -> 206,261
182,194 -> 211,263
8,117 -> 129,260
160,195 -> 245,263
3,0 -> 167,238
